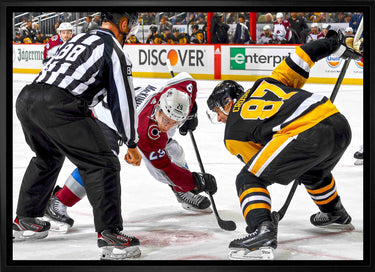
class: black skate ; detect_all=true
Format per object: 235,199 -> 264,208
171,186 -> 212,213
228,220 -> 277,260
13,216 -> 51,241
98,228 -> 141,260
310,199 -> 354,230
43,186 -> 74,233
354,150 -> 363,165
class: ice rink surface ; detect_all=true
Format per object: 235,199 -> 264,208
12,73 -> 364,262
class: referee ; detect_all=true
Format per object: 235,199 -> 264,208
13,11 -> 142,259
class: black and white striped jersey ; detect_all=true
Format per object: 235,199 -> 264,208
34,28 -> 138,148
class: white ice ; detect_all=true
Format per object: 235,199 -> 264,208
12,73 -> 363,261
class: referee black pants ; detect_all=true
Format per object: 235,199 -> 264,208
15,83 -> 123,233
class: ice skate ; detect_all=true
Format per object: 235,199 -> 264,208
43,186 -> 74,233
354,150 -> 363,165
98,228 -> 141,260
310,199 -> 354,231
13,217 -> 51,241
171,186 -> 212,213
228,220 -> 277,260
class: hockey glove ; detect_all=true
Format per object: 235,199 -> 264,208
192,172 -> 217,195
327,29 -> 362,60
179,101 -> 198,136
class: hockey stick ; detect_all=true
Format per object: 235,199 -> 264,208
189,130 -> 237,231
166,57 -> 236,231
274,22 -> 364,222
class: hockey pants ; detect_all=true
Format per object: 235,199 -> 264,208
15,83 -> 123,233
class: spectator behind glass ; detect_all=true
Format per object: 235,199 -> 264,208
233,15 -> 253,44
349,12 -> 362,34
13,30 -> 24,44
288,12 -> 309,44
265,13 -> 274,23
210,13 -> 229,44
94,15 -> 102,27
158,16 -> 173,35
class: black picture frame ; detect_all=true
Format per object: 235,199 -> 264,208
1,0 -> 374,271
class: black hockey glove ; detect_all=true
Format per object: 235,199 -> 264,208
326,29 -> 362,60
192,172 -> 217,195
179,101 -> 198,136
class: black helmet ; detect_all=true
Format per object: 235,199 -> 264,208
150,24 -> 157,33
192,24 -> 199,30
207,80 -> 244,111
101,11 -> 138,31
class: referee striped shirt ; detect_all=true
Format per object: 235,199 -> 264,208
34,28 -> 138,148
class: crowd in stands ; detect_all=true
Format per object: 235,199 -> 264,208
13,11 -> 363,45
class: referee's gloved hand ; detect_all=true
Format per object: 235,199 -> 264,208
192,172 -> 217,195
179,102 -> 198,136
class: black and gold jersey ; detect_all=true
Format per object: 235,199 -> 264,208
146,33 -> 164,44
190,30 -> 205,44
224,39 -> 340,163
174,33 -> 190,44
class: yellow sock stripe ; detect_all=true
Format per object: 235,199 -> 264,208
306,177 -> 335,195
239,188 -> 270,203
243,203 -> 271,218
313,191 -> 338,205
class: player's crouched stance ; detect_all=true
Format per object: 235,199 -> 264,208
207,29 -> 360,260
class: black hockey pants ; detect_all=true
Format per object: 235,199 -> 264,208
15,83 -> 123,233
236,113 -> 351,231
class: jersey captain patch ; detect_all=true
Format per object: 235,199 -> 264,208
148,124 -> 161,140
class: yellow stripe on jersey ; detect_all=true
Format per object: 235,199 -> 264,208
277,100 -> 339,137
239,187 -> 270,202
270,59 -> 308,89
248,133 -> 294,177
243,203 -> 271,218
225,139 -> 263,164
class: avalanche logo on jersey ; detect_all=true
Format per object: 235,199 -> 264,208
326,56 -> 342,68
148,124 -> 161,140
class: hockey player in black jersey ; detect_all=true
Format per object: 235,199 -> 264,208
207,29 -> 362,260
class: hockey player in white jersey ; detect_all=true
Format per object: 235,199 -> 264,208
43,72 -> 217,235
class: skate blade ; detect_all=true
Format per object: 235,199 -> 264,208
181,203 -> 213,213
43,216 -> 70,233
100,246 -> 141,260
354,159 -> 363,165
316,222 -> 355,231
13,230 -> 48,241
228,247 -> 274,260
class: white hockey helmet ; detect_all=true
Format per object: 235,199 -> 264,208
276,12 -> 284,19
345,26 -> 353,33
57,22 -> 73,33
158,88 -> 190,122
311,23 -> 318,28
263,24 -> 271,31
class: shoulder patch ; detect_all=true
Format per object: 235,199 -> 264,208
51,35 -> 58,41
